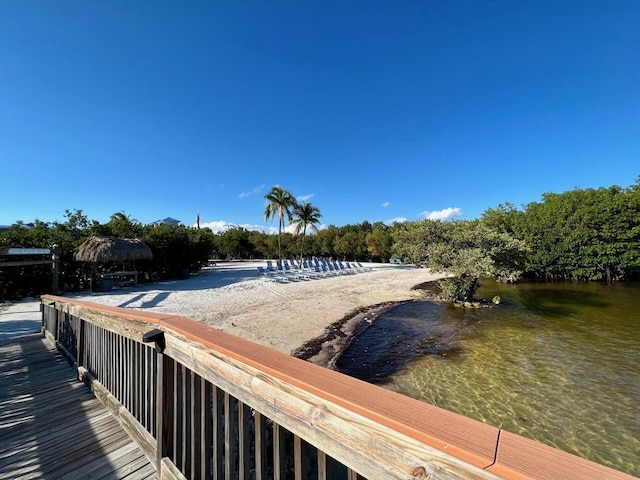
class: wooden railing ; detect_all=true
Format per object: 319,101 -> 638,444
40,295 -> 635,480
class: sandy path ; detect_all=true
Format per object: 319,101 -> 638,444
2,262 -> 446,355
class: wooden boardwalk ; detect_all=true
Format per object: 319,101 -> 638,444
0,334 -> 157,480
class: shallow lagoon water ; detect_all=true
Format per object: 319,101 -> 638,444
336,281 -> 640,476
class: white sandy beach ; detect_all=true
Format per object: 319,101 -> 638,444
1,261 -> 446,356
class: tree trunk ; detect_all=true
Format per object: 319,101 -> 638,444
299,230 -> 306,265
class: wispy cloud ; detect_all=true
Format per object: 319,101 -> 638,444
385,217 -> 408,225
381,201 -> 390,208
297,193 -> 314,202
420,207 -> 463,221
238,184 -> 265,199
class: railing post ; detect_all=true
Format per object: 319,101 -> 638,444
142,329 -> 172,472
77,319 -> 85,367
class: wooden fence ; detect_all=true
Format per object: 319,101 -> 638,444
40,295 -> 635,480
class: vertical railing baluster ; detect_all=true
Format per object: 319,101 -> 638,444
157,355 -> 175,471
201,378 -> 212,480
116,332 -> 120,397
173,362 -> 183,469
273,423 -> 286,480
317,451 -> 327,480
178,365 -> 191,477
294,435 -> 308,480
212,386 -> 224,480
110,331 -> 115,393
133,339 -> 138,416
151,344 -> 157,437
238,400 -> 251,480
132,339 -> 137,418
191,373 -> 201,480
114,333 -> 127,403
224,392 -> 237,480
105,331 -> 110,392
255,412 -> 266,480
78,319 -> 85,369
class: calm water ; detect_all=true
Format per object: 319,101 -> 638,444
336,281 -> 640,476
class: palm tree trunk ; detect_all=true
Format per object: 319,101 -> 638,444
277,223 -> 282,260
299,227 -> 307,264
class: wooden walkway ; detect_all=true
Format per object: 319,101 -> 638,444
0,334 -> 157,480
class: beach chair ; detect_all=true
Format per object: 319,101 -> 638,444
357,262 -> 373,272
303,260 -> 329,278
332,261 -> 350,275
283,260 -> 313,280
302,260 -> 322,275
338,261 -> 357,274
319,262 -> 336,276
292,259 -> 323,279
344,262 -> 360,274
276,260 -> 303,281
266,260 -> 278,274
257,266 -> 286,282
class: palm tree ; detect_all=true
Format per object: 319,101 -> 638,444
264,186 -> 297,260
291,202 -> 322,264
108,211 -> 139,238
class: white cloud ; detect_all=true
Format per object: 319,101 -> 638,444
238,184 -> 266,199
297,193 -> 314,202
420,207 -> 463,221
198,221 -> 235,233
385,217 -> 408,225
381,201 -> 390,208
198,220 -> 328,235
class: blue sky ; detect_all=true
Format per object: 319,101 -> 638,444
1,1 -> 638,233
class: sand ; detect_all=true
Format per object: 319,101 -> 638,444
1,261 -> 446,359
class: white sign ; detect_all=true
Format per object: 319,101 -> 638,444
6,248 -> 51,255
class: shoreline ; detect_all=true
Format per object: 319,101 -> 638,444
1,261 -> 449,357
291,300 -> 412,368
293,279 -> 443,370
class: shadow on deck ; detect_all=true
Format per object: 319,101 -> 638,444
0,334 -> 156,480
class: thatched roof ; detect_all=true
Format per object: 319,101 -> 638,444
74,236 -> 153,263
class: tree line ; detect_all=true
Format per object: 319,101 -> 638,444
1,179 -> 638,302
0,210 -> 216,300
391,180 -> 639,301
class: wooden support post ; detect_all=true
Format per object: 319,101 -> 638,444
51,244 -> 60,295
77,319 -> 85,368
157,353 -> 175,472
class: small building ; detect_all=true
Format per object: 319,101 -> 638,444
151,217 -> 181,226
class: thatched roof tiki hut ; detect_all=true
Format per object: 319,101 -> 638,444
74,236 -> 153,291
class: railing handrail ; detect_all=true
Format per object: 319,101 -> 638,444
40,294 -> 636,480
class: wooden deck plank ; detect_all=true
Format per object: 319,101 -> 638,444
82,444 -> 144,479
0,411 -> 113,466
96,451 -> 150,480
0,335 -> 156,480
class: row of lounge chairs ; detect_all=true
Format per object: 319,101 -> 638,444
257,259 -> 373,283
